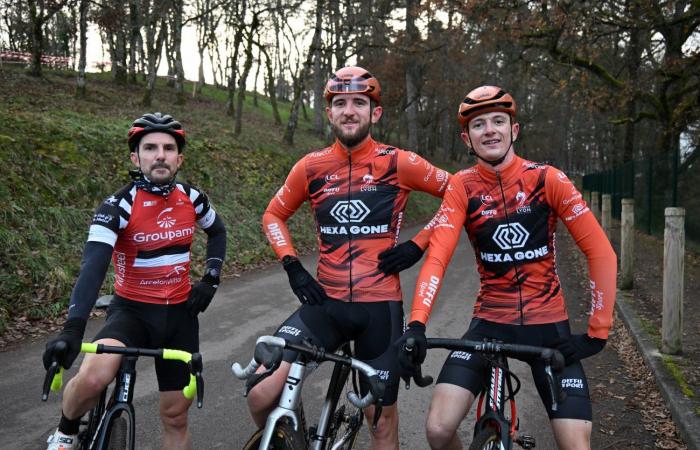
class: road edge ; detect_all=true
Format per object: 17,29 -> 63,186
615,290 -> 700,450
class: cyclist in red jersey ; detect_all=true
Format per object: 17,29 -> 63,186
43,113 -> 227,450
249,66 -> 450,449
397,86 -> 617,450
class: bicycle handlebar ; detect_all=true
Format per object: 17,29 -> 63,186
41,342 -> 205,408
232,335 -> 385,409
408,337 -> 566,411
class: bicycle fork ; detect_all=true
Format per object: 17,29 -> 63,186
91,356 -> 137,450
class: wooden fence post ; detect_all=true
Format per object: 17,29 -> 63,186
620,199 -> 634,290
602,194 -> 612,238
662,207 -> 685,355
590,191 -> 600,221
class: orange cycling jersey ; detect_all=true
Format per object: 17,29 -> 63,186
263,137 -> 450,302
410,155 -> 617,339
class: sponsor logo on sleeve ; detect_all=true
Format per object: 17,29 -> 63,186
93,213 -> 113,224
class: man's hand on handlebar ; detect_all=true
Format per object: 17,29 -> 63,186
42,317 -> 86,370
555,333 -> 606,366
396,321 -> 427,374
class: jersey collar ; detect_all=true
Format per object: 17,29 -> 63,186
476,154 -> 523,183
331,136 -> 377,161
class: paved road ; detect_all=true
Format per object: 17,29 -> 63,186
2,227 -> 558,449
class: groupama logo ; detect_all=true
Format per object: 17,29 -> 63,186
157,207 -> 176,229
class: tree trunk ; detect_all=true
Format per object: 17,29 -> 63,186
172,0 -> 185,105
234,14 -> 259,136
404,0 -> 420,150
225,0 -> 247,116
75,0 -> 88,97
27,0 -> 43,77
283,0 -> 323,145
261,45 -> 281,125
143,17 -> 168,107
253,45 -> 261,107
128,0 -> 140,84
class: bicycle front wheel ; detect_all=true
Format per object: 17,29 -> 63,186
107,416 -> 127,450
468,426 -> 502,450
242,422 -> 305,450
325,357 -> 364,450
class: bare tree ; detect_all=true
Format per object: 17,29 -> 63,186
75,0 -> 87,96
26,0 -> 73,77
284,0 -> 323,145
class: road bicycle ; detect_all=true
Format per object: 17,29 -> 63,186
406,337 -> 566,450
42,340 -> 204,450
232,335 -> 386,450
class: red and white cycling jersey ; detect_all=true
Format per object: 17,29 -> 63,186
263,137 -> 450,302
87,183 -> 216,304
410,156 -> 617,339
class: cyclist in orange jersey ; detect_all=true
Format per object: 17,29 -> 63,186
397,86 -> 617,450
249,66 -> 451,450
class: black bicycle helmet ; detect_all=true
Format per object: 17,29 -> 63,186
127,112 -> 186,152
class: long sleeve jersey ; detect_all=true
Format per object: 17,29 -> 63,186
263,137 -> 450,302
409,155 -> 617,339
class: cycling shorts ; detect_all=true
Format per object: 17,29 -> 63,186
93,295 -> 199,392
436,318 -> 592,420
274,299 -> 404,406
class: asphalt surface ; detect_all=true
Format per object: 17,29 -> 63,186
0,226 -> 560,449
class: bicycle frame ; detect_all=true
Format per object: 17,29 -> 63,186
473,354 -> 518,450
257,349 -> 355,450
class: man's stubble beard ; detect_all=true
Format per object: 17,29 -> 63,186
332,120 -> 372,149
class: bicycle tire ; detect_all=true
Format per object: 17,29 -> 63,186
468,426 -> 502,450
325,403 -> 363,450
325,364 -> 364,450
242,421 -> 305,450
107,416 -> 128,450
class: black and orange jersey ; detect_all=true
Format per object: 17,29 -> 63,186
87,182 -> 217,305
263,137 -> 450,303
410,155 -> 617,339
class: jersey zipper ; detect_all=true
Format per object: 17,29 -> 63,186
347,151 -> 354,302
496,170 -> 525,325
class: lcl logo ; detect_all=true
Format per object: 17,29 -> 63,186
492,222 -> 529,250
330,200 -> 370,223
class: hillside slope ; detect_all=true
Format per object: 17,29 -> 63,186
0,67 -> 442,334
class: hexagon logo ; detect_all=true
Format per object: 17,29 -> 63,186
492,222 -> 529,250
330,200 -> 370,223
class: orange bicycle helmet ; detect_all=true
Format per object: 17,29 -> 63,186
458,86 -> 516,129
324,66 -> 381,104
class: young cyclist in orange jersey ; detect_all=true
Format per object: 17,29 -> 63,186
397,86 -> 617,450
249,66 -> 451,450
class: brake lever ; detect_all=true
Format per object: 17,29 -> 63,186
372,404 -> 383,430
402,338 -> 433,389
41,341 -> 67,401
190,353 -> 204,409
244,364 -> 278,396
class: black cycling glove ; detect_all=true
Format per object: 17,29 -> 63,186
187,271 -> 220,316
282,256 -> 327,305
378,240 -> 424,274
42,317 -> 87,370
396,321 -> 428,375
556,334 -> 606,366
